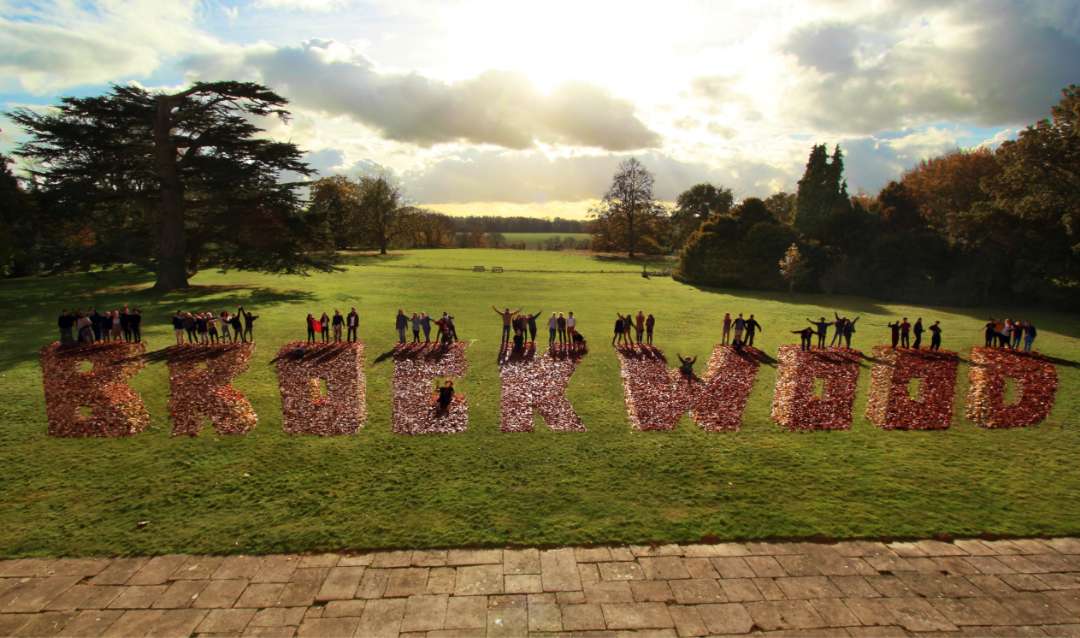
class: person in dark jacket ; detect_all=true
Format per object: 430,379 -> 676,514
436,380 -> 454,415
229,311 -> 243,342
319,312 -> 330,343
307,314 -> 317,344
900,317 -> 911,348
843,316 -> 859,348
887,321 -> 901,349
912,318 -> 924,350
420,312 -> 431,343
130,309 -> 142,343
677,354 -> 697,380
792,327 -> 814,351
929,321 -> 943,351
526,310 -> 542,344
332,310 -> 344,342
58,310 -> 75,344
1023,321 -> 1037,353
347,308 -> 359,342
808,317 -> 830,349
745,314 -> 763,347
396,310 -> 408,344
645,314 -> 655,345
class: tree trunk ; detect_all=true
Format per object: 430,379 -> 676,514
152,95 -> 188,291
627,201 -> 636,258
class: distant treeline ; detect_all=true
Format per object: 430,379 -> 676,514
449,216 -> 587,234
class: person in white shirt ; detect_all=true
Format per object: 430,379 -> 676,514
566,312 -> 577,344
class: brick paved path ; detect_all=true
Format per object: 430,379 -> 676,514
3,539 -> 1080,636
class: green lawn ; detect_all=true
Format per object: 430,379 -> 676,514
0,248 -> 1077,558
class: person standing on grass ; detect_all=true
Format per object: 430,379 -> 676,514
238,307 -> 258,342
130,309 -> 142,343
611,314 -> 623,346
722,313 -> 732,345
110,309 -> 123,341
199,312 -> 211,344
57,310 -> 73,344
332,310 -> 344,342
74,312 -> 92,343
207,312 -> 219,344
556,312 -> 567,346
1013,320 -> 1025,350
566,311 -> 577,344
745,314 -> 762,347
899,317 -> 911,348
1024,321 -> 1037,352
546,313 -> 557,347
119,307 -> 131,342
318,312 -> 329,343
172,312 -> 185,346
395,310 -> 407,344
219,311 -> 231,343
624,311 -> 636,345
807,316 -> 828,349
411,312 -> 421,343
634,311 -> 645,344
307,314 -> 317,344
793,327 -> 814,352
493,306 -> 520,347
229,311 -> 243,343
347,307 -> 359,342
912,318 -> 924,350
448,314 -> 458,342
928,321 -> 942,351
645,313 -> 655,345
843,316 -> 858,348
887,320 -> 901,349
984,319 -> 996,348
526,310 -> 542,344
420,312 -> 431,343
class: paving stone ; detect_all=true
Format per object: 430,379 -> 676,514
128,555 -> 188,586
708,557 -> 756,579
213,556 -> 262,580
996,592 -> 1078,624
896,571 -> 982,598
967,574 -> 1016,596
315,566 -> 364,601
356,568 -> 390,599
807,598 -> 860,626
1039,573 -> 1080,590
631,544 -> 683,557
248,607 -> 305,627
101,609 -> 164,637
753,577 -> 786,600
539,548 -> 582,594
303,605 -> 323,619
556,589 -> 586,604
964,556 -> 1015,575
1000,573 -> 1052,592
887,542 -> 928,557
529,601 -> 562,632
370,550 -> 413,568
1009,539 -> 1058,554
668,604 -> 708,637
844,627 -> 909,638
775,576 -> 843,599
197,608 -> 258,633
599,561 -> 645,581
775,555 -> 822,577
443,595 -> 487,629
275,580 -> 320,607
338,553 -> 374,567
997,554 -> 1052,574
879,597 -> 958,631
745,542 -> 801,556
455,564 -> 503,596
400,594 -> 448,632
865,574 -> 916,598
1047,538 -> 1080,554
579,562 -> 600,584
322,599 -> 366,617
59,609 -> 124,637
915,540 -> 970,557
355,597 -> 405,637
584,580 -> 634,603
952,539 -> 997,556
744,556 -> 787,578
933,555 -> 982,575
251,556 -> 299,584
426,566 -> 456,594
1046,589 -> 1080,614
744,600 -> 825,630
446,549 -> 503,566
718,577 -> 763,602
504,548 -> 541,574
829,575 -> 880,598
172,555 -> 225,580
153,608 -> 208,636
44,584 -> 123,610
15,610 -> 76,636
639,557 -> 691,581
0,576 -> 81,612
683,543 -> 750,557
384,567 -> 430,597
630,580 -> 674,602
1025,553 -> 1077,572
608,547 -> 635,561
192,579 -> 247,609
684,558 -> 720,580
152,578 -> 208,609
831,541 -> 892,558
601,602 -> 674,630
295,616 -> 360,636
90,558 -> 149,585
669,578 -> 726,604
1039,626 -> 1080,637
527,592 -> 556,604
505,573 -> 543,593
242,625 -> 297,637
486,596 -> 527,637
928,596 -> 1014,626
407,549 -> 446,567
561,603 -> 606,631
0,559 -> 58,578
696,602 -> 755,634
575,547 -> 614,563
106,584 -> 168,609
235,584 -> 286,609
296,553 -> 340,569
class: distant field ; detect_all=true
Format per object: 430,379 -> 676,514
0,248 -> 1077,558
500,232 -> 590,248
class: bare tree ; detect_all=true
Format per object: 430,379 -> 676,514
358,174 -> 404,255
594,158 -> 664,257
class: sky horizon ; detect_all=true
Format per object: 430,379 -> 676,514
2,0 -> 1078,218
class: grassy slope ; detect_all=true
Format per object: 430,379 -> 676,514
0,248 -> 1077,558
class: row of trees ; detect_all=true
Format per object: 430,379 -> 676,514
672,85 -> 1080,309
451,216 -> 585,234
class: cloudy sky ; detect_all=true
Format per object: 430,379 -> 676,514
2,0 -> 1078,217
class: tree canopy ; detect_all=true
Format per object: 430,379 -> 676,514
589,158 -> 668,257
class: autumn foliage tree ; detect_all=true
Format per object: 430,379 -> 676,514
590,158 -> 668,256
7,82 -> 335,290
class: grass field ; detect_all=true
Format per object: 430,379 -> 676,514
499,232 -> 591,248
0,248 -> 1078,558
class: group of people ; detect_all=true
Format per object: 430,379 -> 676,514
494,307 -> 586,353
984,318 -> 1037,352
792,313 -> 859,351
612,311 -> 655,346
306,309 -> 360,344
171,308 -> 258,346
58,307 -> 143,344
397,310 -> 458,345
720,313 -> 762,351
883,317 -> 941,351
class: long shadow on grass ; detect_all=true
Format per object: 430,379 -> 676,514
0,269 -> 315,372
